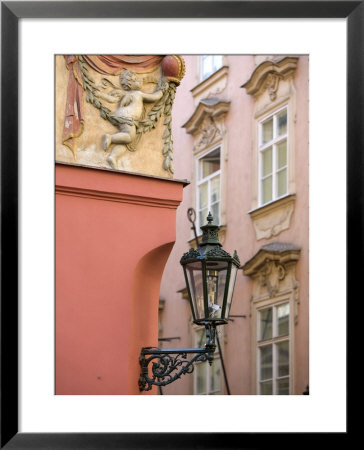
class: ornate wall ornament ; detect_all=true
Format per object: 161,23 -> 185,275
182,99 -> 230,153
241,56 -> 298,99
265,72 -> 281,101
194,116 -> 221,152
259,260 -> 286,297
242,243 -> 300,300
249,194 -> 296,240
56,55 -> 185,177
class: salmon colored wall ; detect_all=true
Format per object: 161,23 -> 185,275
55,163 -> 185,394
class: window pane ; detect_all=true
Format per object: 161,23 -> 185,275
201,56 -> 213,79
260,308 -> 272,340
277,304 -> 289,336
200,148 -> 220,178
211,203 -> 220,225
196,362 -> 207,394
277,378 -> 289,395
262,176 -> 272,204
260,345 -> 272,380
201,55 -> 222,80
262,147 -> 272,176
210,359 -> 221,393
277,341 -> 289,377
199,208 -> 208,228
277,140 -> 287,168
277,169 -> 287,197
260,381 -> 272,395
277,109 -> 287,136
210,175 -> 220,203
262,118 -> 273,144
199,182 -> 208,209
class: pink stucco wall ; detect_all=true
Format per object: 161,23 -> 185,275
55,163 -> 185,394
159,55 -> 309,395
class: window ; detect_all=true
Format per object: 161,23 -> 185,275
257,303 -> 290,394
201,55 -> 223,81
197,147 -> 221,228
194,328 -> 221,395
258,107 -> 288,206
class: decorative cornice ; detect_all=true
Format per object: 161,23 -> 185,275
182,99 -> 230,136
242,242 -> 301,277
242,243 -> 300,299
241,57 -> 299,99
55,185 -> 182,210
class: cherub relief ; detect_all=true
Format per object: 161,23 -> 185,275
93,70 -> 164,169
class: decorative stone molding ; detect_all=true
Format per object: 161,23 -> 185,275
249,194 -> 296,240
182,99 -> 230,153
242,242 -> 300,310
241,57 -> 298,100
191,66 -> 229,106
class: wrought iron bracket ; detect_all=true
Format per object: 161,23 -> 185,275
139,322 -> 217,392
138,346 -> 216,391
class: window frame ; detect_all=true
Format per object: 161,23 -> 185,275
258,105 -> 289,207
256,301 -> 291,395
196,146 -> 222,229
200,55 -> 223,81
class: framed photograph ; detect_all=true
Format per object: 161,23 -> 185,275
1,1 -> 359,448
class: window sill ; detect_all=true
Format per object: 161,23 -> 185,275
190,66 -> 229,105
248,194 -> 296,240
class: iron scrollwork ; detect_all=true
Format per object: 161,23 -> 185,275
139,324 -> 216,391
138,347 -> 211,391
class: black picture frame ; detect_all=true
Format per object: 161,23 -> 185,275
1,1 -> 358,448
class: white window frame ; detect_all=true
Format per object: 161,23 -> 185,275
258,105 -> 289,206
196,146 -> 221,229
193,327 -> 221,395
257,301 -> 291,395
200,55 -> 223,81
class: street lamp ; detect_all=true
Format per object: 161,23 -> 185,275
138,212 -> 240,392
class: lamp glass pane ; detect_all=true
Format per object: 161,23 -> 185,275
206,260 -> 228,320
224,264 -> 238,320
185,261 -> 204,320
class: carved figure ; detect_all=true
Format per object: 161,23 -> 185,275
93,70 -> 164,169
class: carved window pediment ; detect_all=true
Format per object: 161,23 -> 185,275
242,243 -> 300,299
182,99 -> 230,153
241,57 -> 299,100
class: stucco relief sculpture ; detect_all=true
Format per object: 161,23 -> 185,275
56,55 -> 185,177
92,70 -> 165,169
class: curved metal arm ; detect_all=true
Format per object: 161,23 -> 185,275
139,323 -> 216,392
139,347 -> 212,391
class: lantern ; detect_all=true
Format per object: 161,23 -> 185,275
180,212 -> 240,326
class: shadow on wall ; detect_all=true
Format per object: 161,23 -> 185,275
128,242 -> 175,394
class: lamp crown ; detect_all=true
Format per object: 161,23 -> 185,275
199,212 -> 221,247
